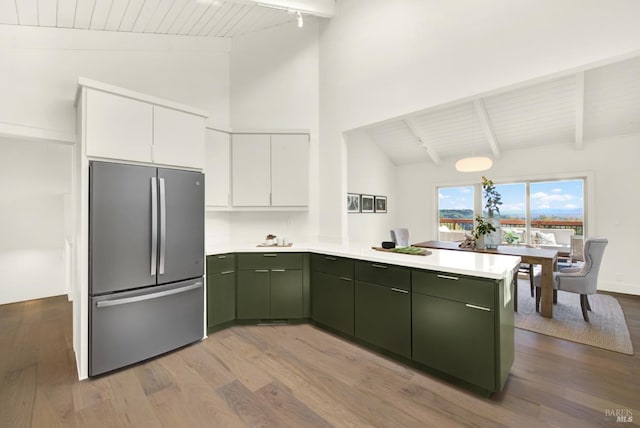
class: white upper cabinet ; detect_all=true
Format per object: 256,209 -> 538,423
80,79 -> 207,170
205,129 -> 231,207
85,89 -> 153,162
232,134 -> 271,206
153,106 -> 205,169
271,134 -> 309,206
231,133 -> 309,208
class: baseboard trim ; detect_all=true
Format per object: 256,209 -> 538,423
598,281 -> 640,296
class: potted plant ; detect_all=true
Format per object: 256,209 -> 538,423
504,230 -> 520,245
481,176 -> 502,249
473,215 -> 496,249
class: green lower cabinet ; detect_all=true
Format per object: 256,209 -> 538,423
355,280 -> 411,358
237,270 -> 270,319
207,271 -> 236,329
311,271 -> 354,336
271,270 -> 303,319
412,292 -> 495,391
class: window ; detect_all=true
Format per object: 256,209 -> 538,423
438,186 -> 474,242
438,177 -> 586,248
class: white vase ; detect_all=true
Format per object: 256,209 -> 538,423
475,235 -> 485,250
485,217 -> 501,249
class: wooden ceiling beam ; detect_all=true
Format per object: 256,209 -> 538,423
473,99 -> 501,158
404,118 -> 441,165
575,71 -> 585,149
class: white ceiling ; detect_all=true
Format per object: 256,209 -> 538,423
362,55 -> 640,166
0,0 -> 319,38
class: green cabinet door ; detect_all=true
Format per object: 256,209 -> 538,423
236,270 -> 270,319
271,270 -> 303,319
311,271 -> 354,336
355,280 -> 411,358
412,292 -> 495,391
207,271 -> 236,329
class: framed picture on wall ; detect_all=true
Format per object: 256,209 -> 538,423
361,194 -> 374,213
347,193 -> 360,213
374,196 -> 387,213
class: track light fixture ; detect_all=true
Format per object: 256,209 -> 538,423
296,11 -> 303,28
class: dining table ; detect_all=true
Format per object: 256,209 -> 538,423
413,240 -> 559,318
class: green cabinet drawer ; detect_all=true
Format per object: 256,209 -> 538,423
236,270 -> 270,319
412,270 -> 495,309
207,270 -> 235,328
354,260 -> 410,290
412,292 -> 496,391
271,270 -> 303,319
310,253 -> 354,279
237,253 -> 303,270
207,253 -> 235,274
311,271 -> 354,336
355,280 -> 411,358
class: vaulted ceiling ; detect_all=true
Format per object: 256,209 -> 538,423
0,0 -> 324,38
362,55 -> 640,165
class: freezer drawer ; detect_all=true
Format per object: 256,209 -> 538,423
90,278 -> 204,376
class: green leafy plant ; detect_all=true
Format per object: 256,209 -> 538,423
504,230 -> 520,245
482,176 -> 502,217
473,215 -> 496,239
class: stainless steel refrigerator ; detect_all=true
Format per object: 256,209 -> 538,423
89,161 -> 204,376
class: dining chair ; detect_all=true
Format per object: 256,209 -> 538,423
533,237 -> 608,322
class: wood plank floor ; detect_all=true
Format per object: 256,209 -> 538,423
1,284 -> 639,427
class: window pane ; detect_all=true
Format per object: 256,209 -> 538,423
438,186 -> 474,242
493,183 -> 526,244
529,179 -> 584,249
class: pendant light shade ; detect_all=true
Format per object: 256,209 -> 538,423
455,156 -> 493,172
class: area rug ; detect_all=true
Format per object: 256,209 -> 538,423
514,279 -> 634,355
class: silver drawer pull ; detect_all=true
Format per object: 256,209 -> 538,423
220,270 -> 234,275
263,254 -> 277,257
217,255 -> 226,259
339,276 -> 352,282
255,269 -> 269,273
391,288 -> 409,294
96,283 -> 202,308
271,269 -> 286,272
325,256 -> 337,261
437,274 -> 459,281
371,264 -> 387,269
465,304 -> 491,312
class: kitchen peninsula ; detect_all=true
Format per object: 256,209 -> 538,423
205,243 -> 520,395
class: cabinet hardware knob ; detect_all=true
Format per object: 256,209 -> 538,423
220,270 -> 234,275
218,255 -> 226,259
371,264 -> 387,269
263,254 -> 277,257
465,304 -> 491,312
339,276 -> 352,282
255,269 -> 269,273
391,288 -> 409,294
271,269 -> 286,272
325,256 -> 337,261
437,274 -> 459,280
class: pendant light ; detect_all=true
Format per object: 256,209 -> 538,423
455,156 -> 493,172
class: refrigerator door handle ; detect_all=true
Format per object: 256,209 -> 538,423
95,282 -> 203,308
159,177 -> 166,275
150,177 -> 158,276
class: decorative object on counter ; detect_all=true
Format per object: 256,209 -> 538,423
371,246 -> 431,256
504,229 -> 520,245
258,234 -> 293,247
374,196 -> 387,213
347,193 -> 360,213
390,228 -> 409,247
472,215 -> 496,250
381,241 -> 396,249
257,242 -> 293,247
264,234 -> 277,245
361,194 -> 374,213
458,233 -> 476,249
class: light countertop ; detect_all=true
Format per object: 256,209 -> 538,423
206,241 -> 521,281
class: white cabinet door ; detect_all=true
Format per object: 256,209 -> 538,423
153,106 -> 205,169
232,134 -> 271,206
85,89 -> 153,162
271,134 -> 309,206
205,129 -> 231,207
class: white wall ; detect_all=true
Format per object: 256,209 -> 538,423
346,130 -> 397,245
395,135 -> 640,295
0,137 -> 72,304
224,20 -> 320,244
318,0 -> 640,242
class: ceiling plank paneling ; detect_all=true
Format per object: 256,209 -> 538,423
218,4 -> 253,37
186,3 -> 224,35
16,0 -> 39,25
130,0 -> 161,33
38,0 -> 58,27
198,2 -> 235,36
574,72 -> 585,149
103,0 -> 132,31
172,3 -> 210,35
225,6 -> 267,37
74,0 -> 96,29
209,3 -> 246,37
57,0 -> 77,28
473,99 -> 501,158
118,0 -> 146,32
143,0 -> 174,33
155,0 -> 189,34
89,0 -> 113,30
0,1 -> 18,24
404,118 -> 440,165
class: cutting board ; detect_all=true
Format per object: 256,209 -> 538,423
371,246 -> 432,256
